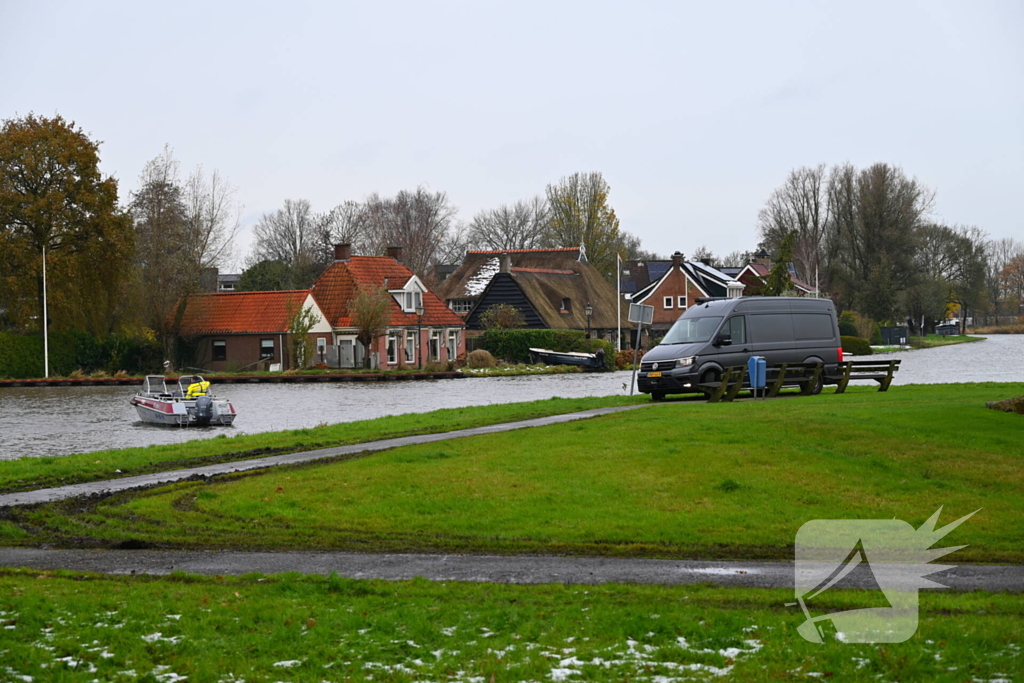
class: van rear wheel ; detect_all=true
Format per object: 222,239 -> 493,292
651,392 -> 666,401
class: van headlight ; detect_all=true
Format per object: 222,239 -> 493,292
674,356 -> 695,368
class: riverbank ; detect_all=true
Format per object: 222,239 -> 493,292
4,383 -> 1020,563
0,369 -> 467,388
0,569 -> 1016,682
907,333 -> 985,348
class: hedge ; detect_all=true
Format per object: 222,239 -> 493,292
479,329 -> 587,364
0,332 -> 163,379
841,335 -> 873,356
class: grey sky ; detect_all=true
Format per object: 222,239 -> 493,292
2,0 -> 1021,270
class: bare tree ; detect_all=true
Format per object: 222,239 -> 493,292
757,164 -> 830,282
544,171 -> 621,278
351,287 -> 392,369
248,199 -> 323,288
690,245 -> 718,266
362,187 -> 459,277
467,196 -> 548,251
313,200 -> 370,262
719,250 -> 755,268
131,146 -> 191,353
183,166 -> 240,271
985,237 -> 1024,322
616,229 -> 660,261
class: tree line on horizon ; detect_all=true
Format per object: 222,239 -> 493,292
2,112 -> 1021,367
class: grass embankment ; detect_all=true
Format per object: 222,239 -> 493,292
907,334 -> 984,349
970,324 -> 1024,334
0,395 -> 647,494
462,363 -> 582,376
5,384 -> 1022,563
0,570 -> 1018,682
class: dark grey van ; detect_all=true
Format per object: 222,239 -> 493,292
637,297 -> 843,400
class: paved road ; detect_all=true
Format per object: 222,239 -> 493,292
0,548 -> 1019,591
0,404 -> 647,508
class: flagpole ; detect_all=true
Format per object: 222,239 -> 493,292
42,244 -> 49,378
616,255 -> 622,352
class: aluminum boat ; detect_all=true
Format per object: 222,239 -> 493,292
130,375 -> 237,426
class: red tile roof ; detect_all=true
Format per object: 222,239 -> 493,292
311,256 -> 464,328
177,291 -> 313,335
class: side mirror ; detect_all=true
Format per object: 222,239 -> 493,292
715,333 -> 732,347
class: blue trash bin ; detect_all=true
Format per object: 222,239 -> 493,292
748,356 -> 766,398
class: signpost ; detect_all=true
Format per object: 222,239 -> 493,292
628,303 -> 654,395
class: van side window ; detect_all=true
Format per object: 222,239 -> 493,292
793,313 -> 834,341
751,314 -> 794,343
726,316 -> 746,344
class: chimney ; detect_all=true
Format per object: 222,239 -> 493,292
387,245 -> 403,263
334,243 -> 351,262
700,258 -> 712,267
500,252 -> 512,274
672,251 -> 683,269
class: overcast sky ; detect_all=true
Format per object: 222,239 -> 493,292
2,0 -> 1021,270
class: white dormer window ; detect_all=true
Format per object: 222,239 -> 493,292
390,275 -> 428,313
663,296 -> 673,309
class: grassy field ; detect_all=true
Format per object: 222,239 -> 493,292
0,569 -> 1018,682
907,334 -> 984,348
0,394 -> 647,494
5,383 -> 1022,563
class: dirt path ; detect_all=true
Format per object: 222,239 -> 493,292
1,548 -> 1020,591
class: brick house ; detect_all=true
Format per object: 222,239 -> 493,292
309,244 -> 466,369
733,261 -> 816,296
176,290 -> 334,371
626,252 -> 745,342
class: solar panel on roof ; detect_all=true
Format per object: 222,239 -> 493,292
647,263 -> 670,280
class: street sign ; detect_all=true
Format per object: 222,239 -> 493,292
628,303 -> 654,325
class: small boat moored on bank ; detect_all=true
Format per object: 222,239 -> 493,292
528,347 -> 606,370
130,375 -> 237,427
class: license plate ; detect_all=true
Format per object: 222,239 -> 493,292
647,371 -> 662,378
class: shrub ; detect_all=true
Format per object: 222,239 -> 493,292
870,323 -> 883,346
479,304 -> 526,329
480,329 -> 586,363
423,361 -> 448,372
0,331 -> 163,379
466,349 -> 497,368
614,349 -> 635,370
841,335 -> 873,356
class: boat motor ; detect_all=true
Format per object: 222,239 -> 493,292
194,395 -> 214,426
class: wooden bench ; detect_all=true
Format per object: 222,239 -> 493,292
765,362 -> 824,398
827,360 -> 901,393
699,365 -> 747,403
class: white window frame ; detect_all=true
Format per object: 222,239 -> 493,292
387,332 -> 398,365
429,330 -> 441,361
405,331 -> 415,364
260,338 -> 275,360
447,329 -> 458,360
677,295 -> 687,309
663,296 -> 673,309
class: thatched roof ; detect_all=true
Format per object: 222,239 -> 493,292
435,248 -> 583,302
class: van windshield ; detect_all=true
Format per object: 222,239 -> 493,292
660,316 -> 723,345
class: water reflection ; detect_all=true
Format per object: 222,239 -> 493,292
1,335 -> 1020,459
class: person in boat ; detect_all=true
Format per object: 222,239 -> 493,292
185,379 -> 210,397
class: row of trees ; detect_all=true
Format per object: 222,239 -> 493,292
753,163 -> 1021,330
1,113 -> 661,362
243,171 -> 658,291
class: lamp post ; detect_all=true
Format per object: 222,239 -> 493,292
415,304 -> 425,369
584,302 -> 593,339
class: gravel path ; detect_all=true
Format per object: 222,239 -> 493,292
1,548 -> 1020,591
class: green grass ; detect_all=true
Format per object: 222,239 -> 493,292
0,569 -> 1019,682
0,394 -> 647,494
907,334 -> 984,348
7,383 -> 1023,563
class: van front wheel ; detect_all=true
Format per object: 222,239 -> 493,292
651,392 -> 666,401
699,369 -> 720,397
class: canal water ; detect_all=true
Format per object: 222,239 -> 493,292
1,335 -> 1021,459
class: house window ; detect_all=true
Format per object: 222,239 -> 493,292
316,337 -> 326,360
405,292 -> 414,311
405,331 -> 415,364
429,330 -> 440,361
447,329 -> 458,360
260,339 -> 275,360
212,340 -> 227,361
663,296 -> 673,309
449,299 -> 473,314
414,291 -> 422,310
561,298 -> 572,313
678,296 -> 687,309
387,333 -> 398,365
